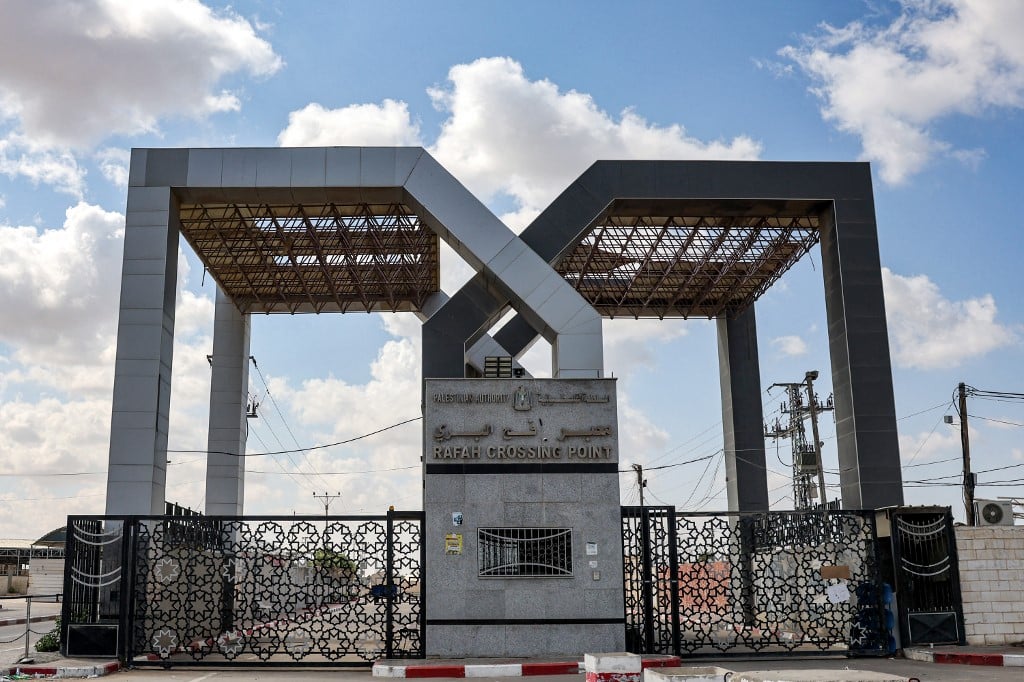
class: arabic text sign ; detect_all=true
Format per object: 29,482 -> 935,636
424,378 -> 619,465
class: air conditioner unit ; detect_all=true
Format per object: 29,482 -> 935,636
974,500 -> 1014,526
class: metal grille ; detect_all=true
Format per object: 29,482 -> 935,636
177,202 -> 440,314
557,201 -> 821,319
478,528 -> 572,577
622,508 -> 886,658
63,512 -> 424,666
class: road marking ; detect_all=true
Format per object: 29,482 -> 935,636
187,673 -> 219,682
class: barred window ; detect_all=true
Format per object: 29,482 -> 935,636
478,527 -> 572,577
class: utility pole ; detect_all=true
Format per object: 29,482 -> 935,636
766,372 -> 834,510
313,491 -> 342,517
632,463 -> 647,508
958,382 -> 975,525
804,371 -> 828,508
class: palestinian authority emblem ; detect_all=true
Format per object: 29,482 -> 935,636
513,385 -> 532,411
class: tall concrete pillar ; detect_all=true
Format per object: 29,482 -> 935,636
205,287 -> 251,516
717,305 -> 769,512
105,186 -> 179,515
819,204 -> 904,509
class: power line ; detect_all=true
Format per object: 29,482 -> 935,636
618,451 -> 719,474
676,452 -> 722,509
248,465 -> 419,476
903,455 -> 961,469
963,386 -> 1024,400
249,355 -> 333,491
167,416 -> 422,457
247,420 -> 315,493
0,471 -> 105,477
902,414 -> 947,467
969,414 -> 1023,428
897,401 -> 952,420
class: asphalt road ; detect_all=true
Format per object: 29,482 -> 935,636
0,619 -> 49,664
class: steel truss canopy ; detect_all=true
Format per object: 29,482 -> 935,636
178,194 -> 823,319
177,199 -> 439,314
555,199 -> 827,319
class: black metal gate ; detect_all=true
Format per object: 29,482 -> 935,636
888,508 -> 965,646
62,511 -> 424,666
622,507 -> 887,657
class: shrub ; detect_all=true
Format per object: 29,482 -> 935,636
35,617 -> 60,652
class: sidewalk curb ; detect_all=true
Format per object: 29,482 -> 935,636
373,655 -> 682,678
905,647 -> 1024,667
0,614 -> 58,628
3,660 -> 120,678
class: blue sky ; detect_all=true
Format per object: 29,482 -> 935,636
0,0 -> 1022,538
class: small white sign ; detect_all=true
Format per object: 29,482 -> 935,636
586,542 -> 598,556
452,511 -> 463,526
589,560 -> 599,569
826,581 -> 851,604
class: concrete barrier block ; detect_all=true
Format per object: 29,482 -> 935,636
585,652 -> 641,682
644,666 -> 734,682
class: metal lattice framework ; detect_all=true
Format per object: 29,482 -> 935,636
622,508 -> 886,657
557,202 -> 822,319
177,202 -> 439,314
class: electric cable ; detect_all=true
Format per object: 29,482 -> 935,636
249,356 -> 334,491
167,416 -> 422,457
248,464 -> 419,476
968,414 -> 1023,428
246,420 -> 315,493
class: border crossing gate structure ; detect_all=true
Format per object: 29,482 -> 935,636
88,147 -> 915,659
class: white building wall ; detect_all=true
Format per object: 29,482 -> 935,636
955,525 -> 1024,645
28,558 -> 64,599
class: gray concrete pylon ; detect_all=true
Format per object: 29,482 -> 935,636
105,186 -> 180,515
434,160 -> 904,509
204,286 -> 251,516
717,306 -> 770,512
818,204 -> 904,508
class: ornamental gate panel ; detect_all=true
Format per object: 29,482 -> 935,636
888,508 -> 965,646
62,511 -> 424,666
622,507 -> 887,658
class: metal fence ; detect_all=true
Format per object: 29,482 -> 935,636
62,512 -> 424,666
622,507 -> 887,657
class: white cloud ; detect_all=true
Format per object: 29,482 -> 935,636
250,322 -> 424,514
278,100 -> 422,147
882,267 -> 1016,369
429,57 -> 761,219
603,319 -> 689,375
782,0 -> 1024,184
899,427 -> 959,466
0,0 -> 282,149
772,335 -> 809,357
0,134 -> 86,197
0,198 -> 219,532
277,57 -> 761,225
0,202 -> 124,369
517,318 -> 692,379
96,147 -> 130,188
